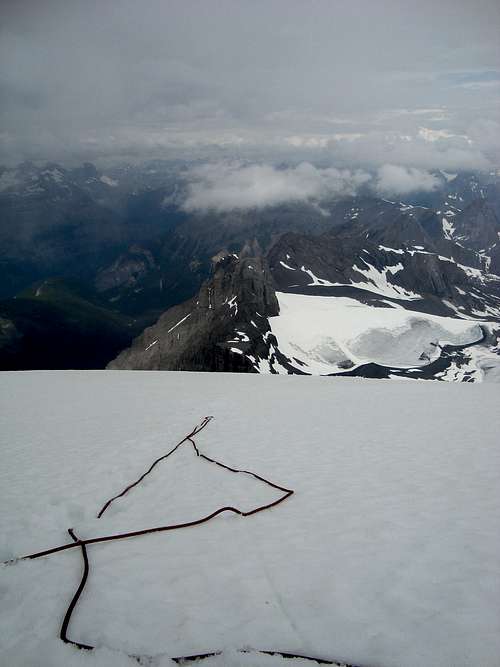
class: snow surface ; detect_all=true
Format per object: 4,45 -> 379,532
440,171 -> 457,182
267,292 -> 482,374
378,246 -> 404,255
441,217 -> 455,239
434,343 -> 500,382
279,261 -> 296,271
351,259 -> 420,300
42,168 -> 64,183
100,175 -> 119,187
1,371 -> 499,667
167,313 -> 191,334
300,266 -> 340,287
299,263 -> 421,300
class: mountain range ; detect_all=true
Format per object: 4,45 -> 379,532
1,160 -> 500,380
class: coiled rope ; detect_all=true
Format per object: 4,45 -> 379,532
3,417 -> 358,666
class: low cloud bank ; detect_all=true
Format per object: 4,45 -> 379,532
327,130 -> 492,172
182,162 -> 371,212
375,164 -> 440,196
181,161 -> 450,212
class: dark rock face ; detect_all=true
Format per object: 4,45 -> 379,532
449,200 -> 500,275
452,200 -> 500,248
95,246 -> 157,292
108,241 -> 279,372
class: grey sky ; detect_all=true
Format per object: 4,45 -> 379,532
1,0 -> 499,167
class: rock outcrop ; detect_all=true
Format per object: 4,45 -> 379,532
108,241 -> 280,372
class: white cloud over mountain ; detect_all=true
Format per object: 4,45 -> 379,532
182,162 -> 372,212
181,160 -> 452,211
375,164 -> 441,196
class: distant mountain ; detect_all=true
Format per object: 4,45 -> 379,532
109,195 -> 500,382
0,162 -> 124,298
2,161 -> 500,375
0,161 -> 185,301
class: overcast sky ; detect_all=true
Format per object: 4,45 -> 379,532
1,0 -> 499,168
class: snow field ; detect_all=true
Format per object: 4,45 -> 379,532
268,292 -> 483,373
1,371 -> 499,667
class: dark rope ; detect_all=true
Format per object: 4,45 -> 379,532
97,417 -> 213,517
60,529 -> 93,650
21,494 -> 293,561
19,417 -> 293,562
171,649 -> 356,665
1,417 -> 358,666
199,451 -> 292,492
253,649 -> 353,665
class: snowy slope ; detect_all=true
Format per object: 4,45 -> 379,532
267,292 -> 484,374
1,371 -> 500,667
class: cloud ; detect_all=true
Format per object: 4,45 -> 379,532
375,164 -> 441,196
327,131 -> 492,171
181,162 -> 371,212
0,0 -> 499,165
417,127 -> 468,143
466,119 -> 500,162
445,69 -> 500,89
